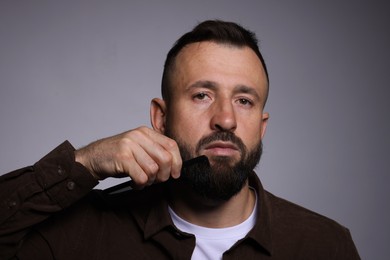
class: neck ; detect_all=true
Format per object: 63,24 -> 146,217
168,179 -> 256,228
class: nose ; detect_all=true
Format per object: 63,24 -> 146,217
210,98 -> 237,132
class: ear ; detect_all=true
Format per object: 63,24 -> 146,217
260,112 -> 269,140
150,98 -> 167,134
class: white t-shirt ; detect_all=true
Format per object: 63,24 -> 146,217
168,191 -> 258,260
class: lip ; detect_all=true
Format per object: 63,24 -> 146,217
203,141 -> 239,156
204,141 -> 239,150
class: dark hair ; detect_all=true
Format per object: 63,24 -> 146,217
161,20 -> 269,106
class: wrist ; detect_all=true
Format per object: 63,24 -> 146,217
74,149 -> 101,181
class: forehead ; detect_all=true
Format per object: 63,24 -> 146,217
172,41 -> 268,99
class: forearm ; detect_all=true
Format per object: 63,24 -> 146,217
0,141 -> 98,259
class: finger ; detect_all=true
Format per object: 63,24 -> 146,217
136,136 -> 174,183
129,143 -> 160,184
127,127 -> 175,182
158,137 -> 182,179
142,129 -> 182,179
125,159 -> 149,188
113,136 -> 158,186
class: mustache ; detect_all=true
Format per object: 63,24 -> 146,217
196,131 -> 247,155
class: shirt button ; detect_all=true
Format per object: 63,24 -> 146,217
8,200 -> 17,208
58,165 -> 65,175
67,181 -> 76,190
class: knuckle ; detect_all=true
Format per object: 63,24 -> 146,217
160,151 -> 172,165
126,129 -> 143,141
135,177 -> 148,187
134,126 -> 149,136
117,137 -> 132,151
115,145 -> 132,163
165,139 -> 178,151
128,126 -> 149,138
145,162 -> 159,176
156,172 -> 170,183
132,171 -> 148,186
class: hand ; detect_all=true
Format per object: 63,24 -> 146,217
74,126 -> 182,188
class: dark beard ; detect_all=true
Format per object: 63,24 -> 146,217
166,130 -> 263,201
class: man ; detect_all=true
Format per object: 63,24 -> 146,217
0,20 -> 359,259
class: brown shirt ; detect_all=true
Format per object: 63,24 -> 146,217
0,141 -> 360,259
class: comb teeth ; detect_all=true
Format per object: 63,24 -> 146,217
182,155 -> 209,170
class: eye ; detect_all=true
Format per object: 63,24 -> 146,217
193,92 -> 208,100
237,98 -> 253,106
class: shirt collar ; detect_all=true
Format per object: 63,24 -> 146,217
143,193 -> 174,239
246,173 -> 273,255
130,183 -> 175,239
132,174 -> 273,254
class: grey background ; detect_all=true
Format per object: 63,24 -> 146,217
1,1 -> 389,259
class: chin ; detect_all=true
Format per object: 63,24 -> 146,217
209,155 -> 240,167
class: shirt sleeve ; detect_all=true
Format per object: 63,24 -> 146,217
335,228 -> 361,259
0,141 -> 98,259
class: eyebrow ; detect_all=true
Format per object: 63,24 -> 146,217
233,84 -> 261,101
186,80 -> 218,91
187,80 -> 261,101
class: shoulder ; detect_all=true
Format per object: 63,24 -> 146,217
265,190 -> 349,235
263,190 -> 360,258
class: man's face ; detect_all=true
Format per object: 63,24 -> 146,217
163,41 -> 269,200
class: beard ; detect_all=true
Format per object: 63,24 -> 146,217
165,129 -> 263,201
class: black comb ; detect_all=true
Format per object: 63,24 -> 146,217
104,155 -> 209,194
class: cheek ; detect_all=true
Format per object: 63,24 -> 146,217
167,109 -> 206,145
237,117 -> 263,149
